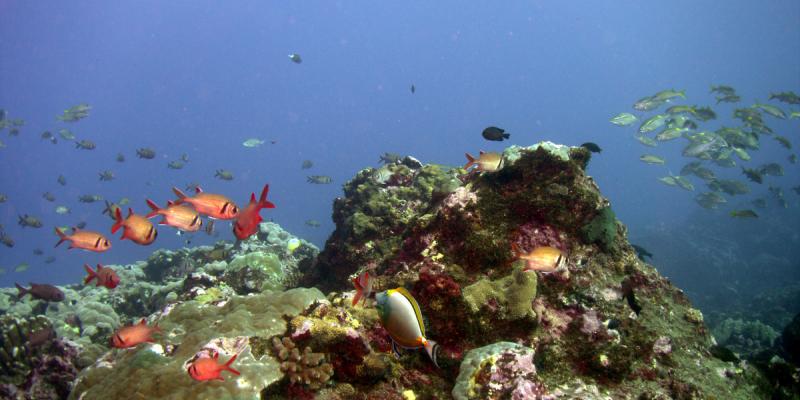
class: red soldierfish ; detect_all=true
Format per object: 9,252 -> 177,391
145,199 -> 202,232
84,264 -> 120,289
111,318 -> 161,348
172,186 -> 239,220
54,227 -> 111,252
112,208 -> 157,245
187,352 -> 241,381
352,270 -> 374,306
232,184 -> 275,240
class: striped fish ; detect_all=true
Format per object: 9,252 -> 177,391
376,287 -> 439,367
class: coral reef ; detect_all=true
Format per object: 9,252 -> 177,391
271,336 -> 334,390
0,315 -> 80,399
0,142 -> 785,398
453,342 -> 544,400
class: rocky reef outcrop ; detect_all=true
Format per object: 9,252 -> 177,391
0,142 -> 786,399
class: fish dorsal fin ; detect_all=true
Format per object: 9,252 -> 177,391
167,200 -> 174,206
195,186 -> 203,194
139,318 -> 147,325
72,226 -> 80,233
479,150 -> 486,155
250,193 -> 256,204
393,287 -> 425,336
128,208 -> 134,217
97,264 -> 104,271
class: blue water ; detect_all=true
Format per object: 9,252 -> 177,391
1,1 -> 798,310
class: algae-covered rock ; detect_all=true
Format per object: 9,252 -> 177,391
453,342 -> 544,400
69,287 -> 325,400
462,263 -> 537,321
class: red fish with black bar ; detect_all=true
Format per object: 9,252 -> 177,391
171,186 -> 239,220
111,208 -> 157,245
232,184 -> 275,240
84,263 -> 120,289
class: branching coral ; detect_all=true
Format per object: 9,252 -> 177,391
272,336 -> 334,390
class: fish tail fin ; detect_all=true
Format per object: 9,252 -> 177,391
424,339 -> 440,368
503,133 -> 510,139
224,353 -> 241,375
172,187 -> 187,204
111,208 -> 123,234
54,227 -> 68,247
14,283 -> 27,299
145,199 -> 160,218
258,184 -> 275,209
464,153 -> 476,169
352,277 -> 363,307
83,264 -> 97,284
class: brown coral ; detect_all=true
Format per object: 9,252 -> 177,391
272,336 -> 334,390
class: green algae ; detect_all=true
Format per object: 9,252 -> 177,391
581,206 -> 619,253
462,263 -> 537,321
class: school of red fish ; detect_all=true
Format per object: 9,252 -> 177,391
47,183 -> 275,381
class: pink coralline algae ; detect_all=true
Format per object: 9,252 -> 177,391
512,222 -> 569,255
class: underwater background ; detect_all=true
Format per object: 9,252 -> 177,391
1,1 -> 799,399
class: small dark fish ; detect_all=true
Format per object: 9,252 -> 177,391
214,169 -> 234,181
793,186 -> 800,196
75,140 -> 96,150
33,248 -> 44,256
44,256 -> 56,264
768,91 -> 800,105
580,142 -> 602,153
75,221 -> 87,230
482,126 -> 510,142
27,326 -> 56,347
103,201 -> 121,221
79,194 -> 103,203
730,209 -> 758,218
288,53 -> 302,64
301,160 -> 313,169
307,175 -> 332,184
42,192 -> 56,202
410,84 -> 416,94
8,128 -> 20,136
18,214 -> 43,228
41,131 -> 57,144
185,182 -> 201,192
204,219 -> 216,236
379,152 -> 402,164
631,244 -> 652,261
116,153 -> 125,162
181,153 -> 190,162
136,148 -> 156,159
15,283 -> 65,302
305,219 -> 321,227
621,279 -> 642,315
1,233 -> 14,248
168,160 -> 185,170
751,198 -> 767,209
741,167 -> 763,184
99,170 -> 115,181
0,193 -> 7,203
57,175 -> 66,186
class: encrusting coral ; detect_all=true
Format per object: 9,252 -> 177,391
271,336 -> 334,390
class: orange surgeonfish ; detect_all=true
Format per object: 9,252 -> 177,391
84,263 -> 120,289
145,199 -> 202,232
232,184 -> 275,240
111,318 -> 161,348
54,227 -> 111,252
172,186 -> 239,220
187,352 -> 241,381
111,208 -> 157,245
